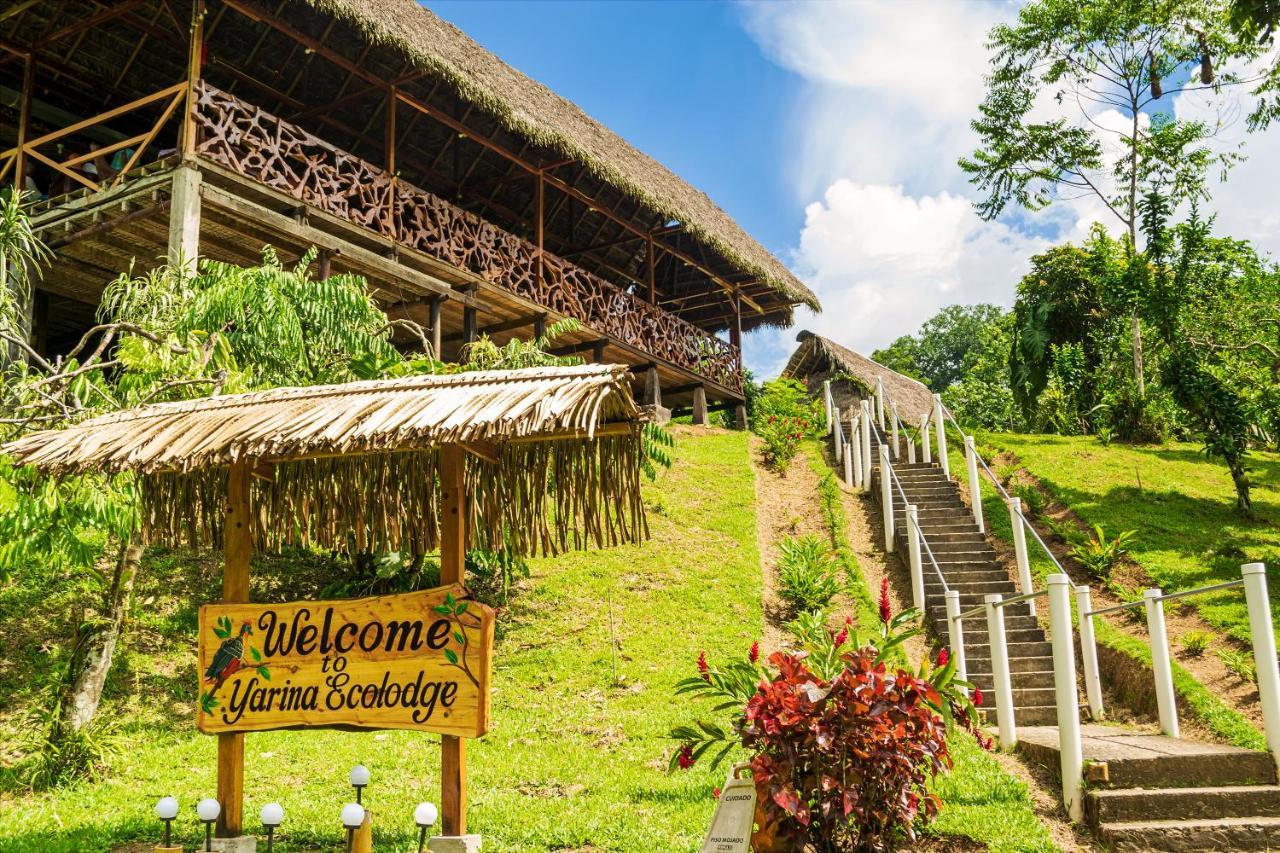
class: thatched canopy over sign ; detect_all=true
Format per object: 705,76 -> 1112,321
2,365 -> 646,556
783,331 -> 935,424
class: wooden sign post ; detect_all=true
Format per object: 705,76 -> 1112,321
206,449 -> 493,841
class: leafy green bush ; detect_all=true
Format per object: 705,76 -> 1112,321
15,702 -> 119,790
1010,482 -> 1045,516
1217,648 -> 1257,684
777,535 -> 841,613
1179,630 -> 1214,657
751,379 -> 822,472
1068,524 -> 1137,577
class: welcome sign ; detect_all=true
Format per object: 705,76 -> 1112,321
197,584 -> 493,738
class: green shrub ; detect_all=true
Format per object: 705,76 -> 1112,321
1068,524 -> 1136,577
1217,648 -> 1257,684
777,534 -> 841,614
751,378 -> 823,472
1179,630 -> 1214,657
1011,482 -> 1045,516
1045,516 -> 1086,546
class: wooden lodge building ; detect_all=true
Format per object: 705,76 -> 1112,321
0,0 -> 819,420
783,330 -> 936,426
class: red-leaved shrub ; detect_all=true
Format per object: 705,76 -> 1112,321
670,604 -> 984,850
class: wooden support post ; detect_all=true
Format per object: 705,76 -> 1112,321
463,306 -> 477,344
692,385 -> 708,426
641,367 -> 660,407
14,51 -> 32,191
535,172 -> 544,284
168,165 -> 201,272
735,403 -> 747,430
182,0 -> 206,156
429,296 -> 442,356
385,86 -> 397,175
316,249 -> 332,280
646,235 -> 655,304
533,312 -> 546,342
438,446 -> 468,837
591,340 -> 605,363
217,461 -> 251,838
729,290 -> 742,351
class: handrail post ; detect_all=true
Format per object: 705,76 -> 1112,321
1009,497 -> 1035,616
907,505 -> 924,610
1047,574 -> 1083,822
850,412 -> 863,491
921,414 -> 932,464
851,415 -> 863,491
876,377 -> 885,430
1143,588 -> 1179,738
823,380 -> 832,436
946,590 -> 968,693
1075,585 -> 1104,720
879,444 -> 894,552
986,594 -> 1017,750
891,403 -> 900,459
843,435 -> 854,487
860,401 -> 873,490
907,427 -> 917,463
964,435 -> 984,532
1242,563 -> 1280,776
933,394 -> 949,478
834,408 -> 844,465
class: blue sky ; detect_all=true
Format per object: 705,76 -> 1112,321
429,1 -> 1280,379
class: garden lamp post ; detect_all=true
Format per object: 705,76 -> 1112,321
196,798 -> 221,852
414,801 -> 439,852
341,802 -> 365,853
349,763 -> 370,804
155,796 -> 179,848
260,802 -> 284,853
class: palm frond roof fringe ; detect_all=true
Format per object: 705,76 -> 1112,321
2,365 -> 647,556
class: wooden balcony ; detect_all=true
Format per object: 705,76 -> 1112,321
188,83 -> 742,394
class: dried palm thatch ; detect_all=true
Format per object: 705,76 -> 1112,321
2,365 -> 647,556
783,331 -> 936,424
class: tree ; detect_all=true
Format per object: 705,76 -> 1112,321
871,304 -> 1006,393
943,313 -> 1022,431
1140,193 -> 1265,514
961,0 -> 1268,395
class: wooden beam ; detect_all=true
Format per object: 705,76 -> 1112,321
37,0 -> 149,48
441,313 -> 537,344
438,445 -> 468,837
14,51 -> 31,191
0,0 -> 43,26
182,0 -> 206,156
217,461 -> 252,838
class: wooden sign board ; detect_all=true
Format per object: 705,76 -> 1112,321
197,584 -> 493,738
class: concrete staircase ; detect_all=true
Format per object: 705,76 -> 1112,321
856,425 -> 1062,725
1021,724 -> 1280,850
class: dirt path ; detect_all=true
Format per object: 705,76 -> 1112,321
750,436 -> 830,655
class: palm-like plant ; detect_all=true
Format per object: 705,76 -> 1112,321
0,188 -> 53,354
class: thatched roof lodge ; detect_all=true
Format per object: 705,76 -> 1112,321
783,330 -> 935,425
0,0 -> 819,417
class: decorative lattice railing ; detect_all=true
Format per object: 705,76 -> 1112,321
192,82 -> 742,392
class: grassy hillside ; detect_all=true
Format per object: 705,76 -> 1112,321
0,430 -> 1055,851
981,434 -> 1280,647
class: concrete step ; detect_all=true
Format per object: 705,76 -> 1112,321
989,704 -> 1060,726
1086,785 -> 1280,824
924,579 -> 1019,596
955,640 -> 1053,659
919,568 -> 1010,584
1017,725 -> 1278,789
921,542 -> 997,556
1096,816 -> 1280,851
966,670 -> 1057,690
959,654 -> 1055,675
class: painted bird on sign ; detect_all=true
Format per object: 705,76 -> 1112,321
205,622 -> 253,691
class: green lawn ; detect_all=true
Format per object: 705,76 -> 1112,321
978,433 -> 1280,647
0,430 -> 1056,852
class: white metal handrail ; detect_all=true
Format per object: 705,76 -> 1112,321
886,459 -> 949,593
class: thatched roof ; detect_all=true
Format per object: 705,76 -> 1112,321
782,331 -> 936,425
300,0 -> 819,313
2,365 -> 646,556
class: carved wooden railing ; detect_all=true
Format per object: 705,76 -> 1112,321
192,82 -> 742,392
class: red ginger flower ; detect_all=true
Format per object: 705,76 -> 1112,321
677,743 -> 695,769
833,626 -> 849,648
697,650 -> 710,683
879,576 -> 892,624
748,641 -> 760,664
973,687 -> 983,707
936,647 -> 949,667
713,787 -> 721,800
